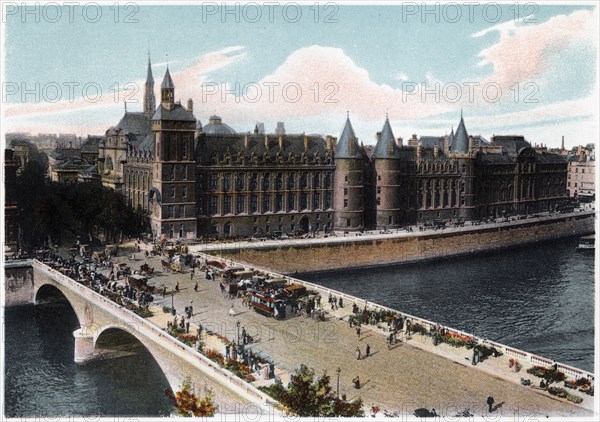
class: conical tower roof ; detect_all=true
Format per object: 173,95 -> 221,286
372,117 -> 401,158
161,67 -> 175,89
450,112 -> 469,153
334,115 -> 367,159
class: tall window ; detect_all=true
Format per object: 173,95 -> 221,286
171,186 -> 176,198
183,166 -> 188,180
301,193 -> 308,210
275,173 -> 283,190
168,205 -> 174,218
209,196 -> 218,215
313,172 -> 320,188
223,174 -> 231,192
287,174 -> 295,189
325,192 -> 332,209
313,192 -> 320,209
209,174 -> 218,191
325,172 -> 332,188
250,173 -> 258,190
263,195 -> 270,212
275,193 -> 283,211
263,173 -> 270,190
236,195 -> 245,214
170,165 -> 175,180
182,186 -> 187,198
300,173 -> 308,189
179,205 -> 185,218
236,174 -> 245,190
288,193 -> 295,211
250,195 -> 258,213
224,195 -> 232,214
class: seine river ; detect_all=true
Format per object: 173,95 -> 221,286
4,236 -> 594,417
301,236 -> 595,372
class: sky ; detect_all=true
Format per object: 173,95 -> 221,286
2,1 -> 598,149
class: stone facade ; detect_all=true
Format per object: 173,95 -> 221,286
90,59 -> 569,240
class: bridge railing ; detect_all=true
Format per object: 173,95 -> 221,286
33,260 -> 280,413
192,253 -> 595,386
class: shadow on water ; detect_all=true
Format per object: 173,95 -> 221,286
4,301 -> 172,417
299,237 -> 594,372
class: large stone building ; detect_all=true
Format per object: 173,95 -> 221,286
567,144 -> 595,199
92,59 -> 568,239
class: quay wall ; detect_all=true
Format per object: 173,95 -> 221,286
4,260 -> 34,305
211,212 -> 595,273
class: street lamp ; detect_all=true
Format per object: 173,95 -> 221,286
236,320 -> 240,344
336,367 -> 341,398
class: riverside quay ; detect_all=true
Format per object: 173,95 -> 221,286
4,209 -> 595,418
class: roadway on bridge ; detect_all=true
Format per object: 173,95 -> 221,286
111,245 -> 592,418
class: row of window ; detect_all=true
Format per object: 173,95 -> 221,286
200,192 -> 333,215
206,172 -> 333,192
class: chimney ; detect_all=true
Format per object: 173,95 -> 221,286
244,133 -> 249,149
325,135 -> 336,151
304,135 -> 308,150
264,135 -> 269,150
278,135 -> 283,150
396,137 -> 403,148
433,145 -> 439,157
187,98 -> 193,112
416,145 -> 421,158
376,131 -> 381,142
561,136 -> 565,150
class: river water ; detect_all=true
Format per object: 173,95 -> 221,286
300,236 -> 595,373
3,236 -> 594,417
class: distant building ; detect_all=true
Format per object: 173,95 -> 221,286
4,148 -> 19,254
567,144 -> 595,199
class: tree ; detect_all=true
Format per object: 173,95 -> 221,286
260,364 -> 364,417
165,378 -> 217,417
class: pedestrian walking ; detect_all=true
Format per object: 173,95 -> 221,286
185,321 -> 190,333
486,395 -> 494,413
175,281 -> 180,292
356,326 -> 361,340
229,304 -> 235,317
190,271 -> 194,281
365,344 -> 370,358
353,376 -> 360,389
194,282 -> 198,292
225,344 -> 231,359
338,297 -> 343,308
356,346 -> 362,360
388,332 -> 394,348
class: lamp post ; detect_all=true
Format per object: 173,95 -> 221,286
236,320 -> 240,344
336,367 -> 341,398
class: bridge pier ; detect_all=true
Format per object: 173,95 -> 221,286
73,328 -> 95,364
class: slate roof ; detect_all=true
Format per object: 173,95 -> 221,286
491,136 -> 531,156
161,67 -> 174,89
146,56 -> 154,85
151,104 -> 195,122
418,136 -> 445,149
334,117 -> 368,160
195,133 -> 330,166
450,114 -> 469,153
372,118 -> 403,159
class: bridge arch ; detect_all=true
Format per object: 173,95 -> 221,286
34,284 -> 85,328
93,324 -> 181,392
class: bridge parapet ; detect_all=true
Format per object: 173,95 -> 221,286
31,260 -> 280,415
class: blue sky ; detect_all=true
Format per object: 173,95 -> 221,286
2,1 -> 598,148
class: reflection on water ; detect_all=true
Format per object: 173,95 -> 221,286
4,302 -> 172,417
300,237 -> 594,372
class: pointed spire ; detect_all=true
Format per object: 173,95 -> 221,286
450,111 -> 469,153
372,116 -> 399,158
335,114 -> 363,159
146,52 -> 154,85
161,67 -> 175,89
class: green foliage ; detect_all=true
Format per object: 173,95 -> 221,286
15,164 -> 148,248
260,364 -> 364,417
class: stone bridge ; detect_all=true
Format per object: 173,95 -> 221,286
26,259 -> 276,415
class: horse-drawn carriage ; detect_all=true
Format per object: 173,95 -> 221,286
128,274 -> 155,293
139,262 -> 155,276
161,259 -> 183,273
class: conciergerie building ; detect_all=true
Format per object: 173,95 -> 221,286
93,59 -> 568,240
